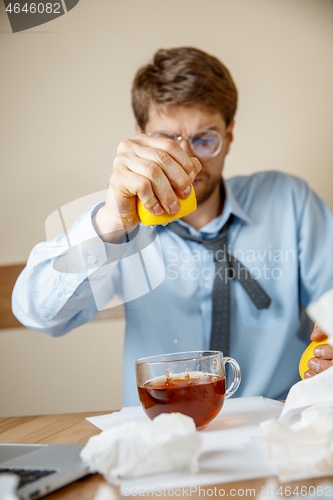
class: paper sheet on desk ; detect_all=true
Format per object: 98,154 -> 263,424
87,397 -> 283,491
87,406 -> 150,431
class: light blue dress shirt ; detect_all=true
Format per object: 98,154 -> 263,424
12,171 -> 333,406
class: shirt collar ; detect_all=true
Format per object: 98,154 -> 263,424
175,178 -> 252,237
224,178 -> 253,224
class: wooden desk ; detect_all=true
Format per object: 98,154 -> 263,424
0,412 -> 332,499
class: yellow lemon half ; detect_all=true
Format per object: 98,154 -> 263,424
137,185 -> 197,226
298,338 -> 328,380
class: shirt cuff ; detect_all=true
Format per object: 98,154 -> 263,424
69,202 -> 140,274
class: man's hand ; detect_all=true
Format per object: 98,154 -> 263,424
94,134 -> 201,242
304,323 -> 333,378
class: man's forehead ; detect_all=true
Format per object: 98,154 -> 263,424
145,103 -> 226,133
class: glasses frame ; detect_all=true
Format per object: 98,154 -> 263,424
147,128 -> 227,158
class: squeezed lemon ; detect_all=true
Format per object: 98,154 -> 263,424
137,185 -> 197,226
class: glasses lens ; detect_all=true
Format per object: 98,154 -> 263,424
190,130 -> 222,158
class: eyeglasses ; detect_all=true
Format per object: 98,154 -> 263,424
147,128 -> 227,158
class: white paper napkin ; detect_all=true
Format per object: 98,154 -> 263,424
0,474 -> 19,500
280,366 -> 333,426
306,287 -> 333,342
86,397 -> 283,492
86,406 -> 150,431
260,367 -> 333,482
80,412 -> 202,485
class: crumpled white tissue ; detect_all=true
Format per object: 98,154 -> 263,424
260,366 -> 333,482
80,412 -> 202,485
0,474 -> 19,500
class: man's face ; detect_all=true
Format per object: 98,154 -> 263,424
139,103 -> 234,205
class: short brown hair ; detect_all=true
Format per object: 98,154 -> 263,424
132,47 -> 238,130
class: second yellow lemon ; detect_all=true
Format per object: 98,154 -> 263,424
298,338 -> 328,380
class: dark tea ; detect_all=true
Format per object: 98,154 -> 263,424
138,371 -> 226,429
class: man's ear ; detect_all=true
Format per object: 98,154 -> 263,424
225,120 -> 235,155
135,123 -> 143,135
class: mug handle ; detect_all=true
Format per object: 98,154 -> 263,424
223,356 -> 241,399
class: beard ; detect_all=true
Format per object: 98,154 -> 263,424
194,171 -> 222,205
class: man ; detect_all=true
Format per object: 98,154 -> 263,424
12,47 -> 333,406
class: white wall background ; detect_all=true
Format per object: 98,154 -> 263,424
1,0 -> 333,416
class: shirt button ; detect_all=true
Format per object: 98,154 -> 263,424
87,255 -> 97,264
204,282 -> 211,290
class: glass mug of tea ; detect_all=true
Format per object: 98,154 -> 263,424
135,350 -> 241,430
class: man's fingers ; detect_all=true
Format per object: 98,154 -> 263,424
304,370 -> 315,379
313,343 -> 333,360
191,157 -> 202,175
310,323 -> 328,342
306,327 -> 333,374
134,134 -> 201,178
116,153 -> 182,215
110,135 -> 202,226
112,166 -> 164,221
304,321 -> 333,377
310,330 -> 327,341
124,144 -> 194,200
307,356 -> 333,374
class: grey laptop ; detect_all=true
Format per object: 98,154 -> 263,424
0,443 -> 90,499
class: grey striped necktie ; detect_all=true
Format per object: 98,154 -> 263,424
167,215 -> 271,355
